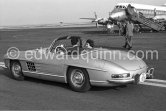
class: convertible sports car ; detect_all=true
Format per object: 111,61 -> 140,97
4,35 -> 154,92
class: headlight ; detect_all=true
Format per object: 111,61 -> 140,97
111,73 -> 130,78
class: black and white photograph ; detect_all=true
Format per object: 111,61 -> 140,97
0,0 -> 166,110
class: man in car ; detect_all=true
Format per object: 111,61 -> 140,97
69,36 -> 81,55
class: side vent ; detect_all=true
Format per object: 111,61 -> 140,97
26,62 -> 36,72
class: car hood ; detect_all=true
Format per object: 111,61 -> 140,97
89,48 -> 147,71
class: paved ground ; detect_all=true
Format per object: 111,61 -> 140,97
0,27 -> 166,110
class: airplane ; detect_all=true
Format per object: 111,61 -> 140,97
109,3 -> 166,31
81,3 -> 166,32
109,3 -> 166,22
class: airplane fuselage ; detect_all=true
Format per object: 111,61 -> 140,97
109,3 -> 166,23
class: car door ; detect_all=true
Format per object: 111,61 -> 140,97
33,49 -> 66,81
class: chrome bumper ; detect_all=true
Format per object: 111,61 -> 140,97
108,79 -> 135,84
108,68 -> 154,84
91,68 -> 155,86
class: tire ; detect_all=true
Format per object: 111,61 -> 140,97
67,67 -> 91,92
10,61 -> 24,80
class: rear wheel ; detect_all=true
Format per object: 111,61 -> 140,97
67,67 -> 91,92
10,61 -> 24,80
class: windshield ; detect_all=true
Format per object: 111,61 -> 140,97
49,36 -> 94,55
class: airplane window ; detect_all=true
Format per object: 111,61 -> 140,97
141,9 -> 144,13
145,10 -> 146,14
120,6 -> 122,8
162,11 -> 164,14
144,10 -> 146,13
149,10 -> 152,14
144,10 -> 146,14
151,10 -> 153,14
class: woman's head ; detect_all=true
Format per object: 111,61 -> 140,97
85,39 -> 94,48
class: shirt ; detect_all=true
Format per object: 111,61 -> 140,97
126,23 -> 134,36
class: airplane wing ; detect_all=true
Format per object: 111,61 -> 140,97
80,18 -> 96,20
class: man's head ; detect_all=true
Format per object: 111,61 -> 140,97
71,36 -> 80,46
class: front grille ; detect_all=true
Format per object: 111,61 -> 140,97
26,62 -> 36,72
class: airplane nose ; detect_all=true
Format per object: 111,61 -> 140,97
110,13 -> 119,19
109,11 -> 127,21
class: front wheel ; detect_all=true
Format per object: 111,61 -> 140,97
10,61 -> 24,80
67,67 -> 91,92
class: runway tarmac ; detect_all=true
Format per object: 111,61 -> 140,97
0,27 -> 166,110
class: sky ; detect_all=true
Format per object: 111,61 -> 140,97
0,0 -> 166,26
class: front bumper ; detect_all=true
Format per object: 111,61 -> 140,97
90,68 -> 154,87
108,78 -> 134,84
108,68 -> 154,84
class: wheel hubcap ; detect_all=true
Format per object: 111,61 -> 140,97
71,69 -> 85,88
12,63 -> 21,77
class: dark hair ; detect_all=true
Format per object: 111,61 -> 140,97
71,37 -> 79,45
86,39 -> 94,47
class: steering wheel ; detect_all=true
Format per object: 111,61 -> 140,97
55,45 -> 67,55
